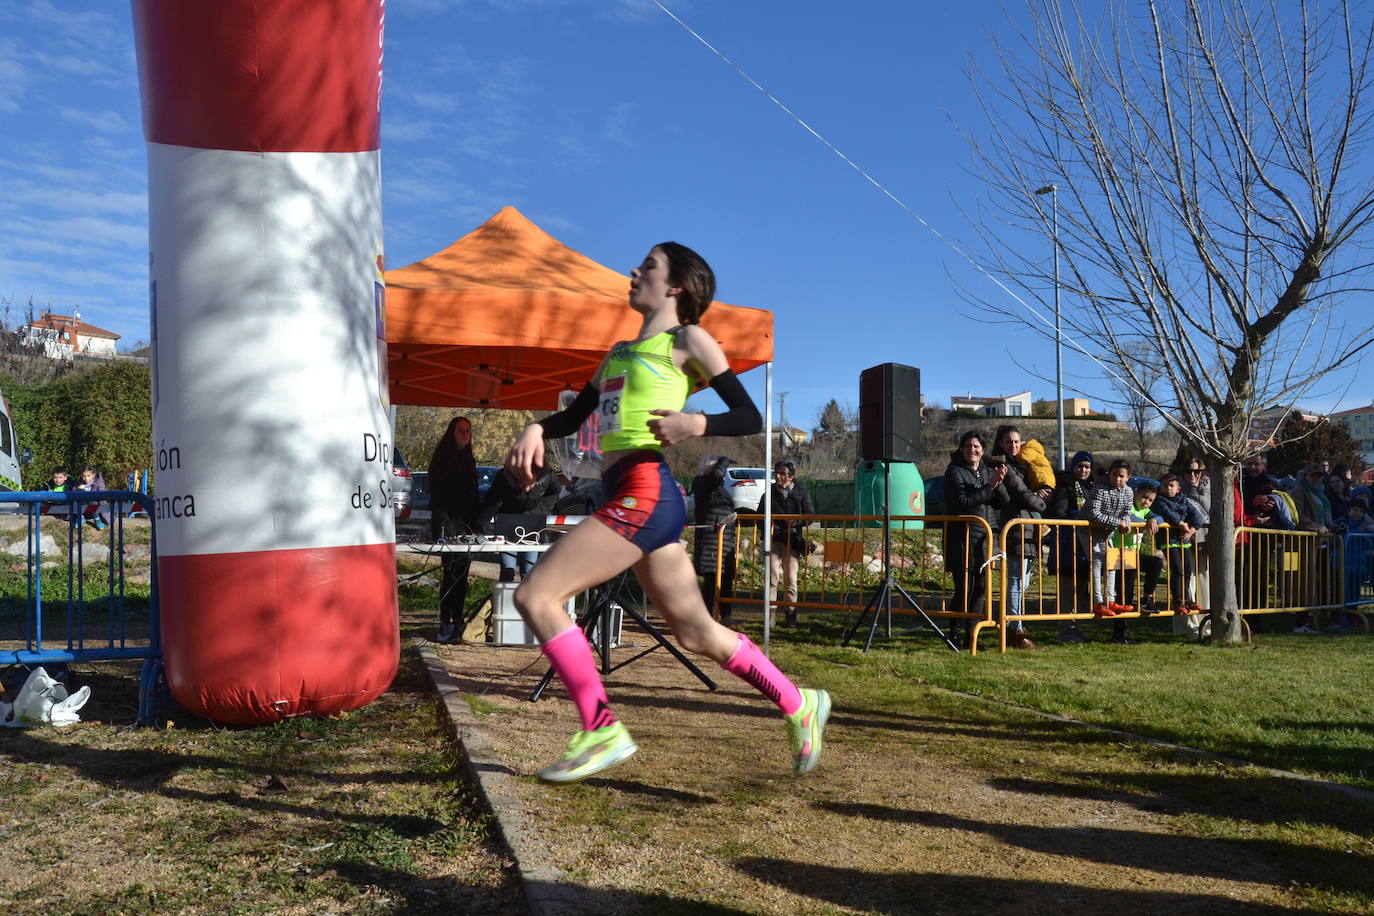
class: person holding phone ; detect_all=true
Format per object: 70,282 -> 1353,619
942,431 -> 1011,645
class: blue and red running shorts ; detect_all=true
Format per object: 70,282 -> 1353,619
593,451 -> 686,553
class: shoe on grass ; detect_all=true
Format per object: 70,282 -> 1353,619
784,688 -> 831,775
538,721 -> 638,784
435,624 -> 455,644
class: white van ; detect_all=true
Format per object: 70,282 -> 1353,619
0,389 -> 26,494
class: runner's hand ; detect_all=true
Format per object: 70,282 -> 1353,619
647,409 -> 706,446
505,424 -> 545,488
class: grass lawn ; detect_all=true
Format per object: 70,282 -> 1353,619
0,651 -> 522,915
445,611 -> 1374,914
4,540 -> 1372,914
782,613 -> 1374,791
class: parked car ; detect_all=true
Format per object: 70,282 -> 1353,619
391,450 -> 414,518
554,476 -> 601,516
407,465 -> 501,518
477,465 -> 500,499
724,466 -> 773,511
410,470 -> 429,513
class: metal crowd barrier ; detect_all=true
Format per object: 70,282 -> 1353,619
1234,526 -> 1353,621
686,513 -> 1372,656
1345,532 -> 1374,610
0,490 -> 162,723
699,513 -> 999,653
998,518 -> 1210,651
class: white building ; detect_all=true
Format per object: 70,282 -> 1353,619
1248,404 -> 1323,449
19,311 -> 120,358
950,390 -> 1033,418
1329,400 -> 1374,465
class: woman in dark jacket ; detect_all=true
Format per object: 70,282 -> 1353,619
757,460 -> 814,625
943,431 -> 1010,641
991,426 -> 1048,649
1048,450 -> 1095,641
429,416 -> 480,643
692,454 -> 739,624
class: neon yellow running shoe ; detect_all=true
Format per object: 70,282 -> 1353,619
538,721 -> 638,784
784,688 -> 831,775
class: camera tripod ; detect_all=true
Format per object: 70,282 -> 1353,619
530,574 -> 717,701
843,460 -> 961,653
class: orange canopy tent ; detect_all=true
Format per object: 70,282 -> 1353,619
384,206 -> 775,408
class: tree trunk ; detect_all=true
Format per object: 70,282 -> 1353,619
1206,462 -> 1245,644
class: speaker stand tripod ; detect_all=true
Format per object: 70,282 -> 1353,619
530,580 -> 717,702
843,460 -> 961,653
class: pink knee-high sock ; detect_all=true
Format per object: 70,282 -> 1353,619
721,633 -> 803,715
540,625 -> 617,731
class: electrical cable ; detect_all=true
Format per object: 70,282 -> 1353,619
651,0 -> 1220,457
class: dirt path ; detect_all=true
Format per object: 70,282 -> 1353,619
433,636 -> 1333,915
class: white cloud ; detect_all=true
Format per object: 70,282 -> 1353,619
384,175 -> 451,204
409,91 -> 460,114
59,107 -> 129,134
21,0 -> 124,53
0,253 -> 145,307
0,40 -> 27,112
383,117 -> 440,144
602,102 -> 635,147
6,181 -> 145,217
29,49 -> 111,78
4,212 -> 144,252
84,135 -> 144,163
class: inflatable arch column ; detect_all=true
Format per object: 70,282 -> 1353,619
133,0 -> 398,724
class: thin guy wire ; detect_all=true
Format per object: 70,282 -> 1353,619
652,0 -> 1200,449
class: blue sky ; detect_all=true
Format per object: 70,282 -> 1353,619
1,0 -> 1368,434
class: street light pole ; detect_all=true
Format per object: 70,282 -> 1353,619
1035,184 -> 1065,470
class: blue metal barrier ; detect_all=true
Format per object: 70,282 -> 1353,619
1345,532 -> 1374,610
0,490 -> 162,724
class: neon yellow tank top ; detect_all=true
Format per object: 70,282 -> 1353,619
597,329 -> 693,453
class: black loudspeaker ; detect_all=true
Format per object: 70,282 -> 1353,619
859,363 -> 921,463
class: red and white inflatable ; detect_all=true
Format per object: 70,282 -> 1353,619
133,0 -> 398,724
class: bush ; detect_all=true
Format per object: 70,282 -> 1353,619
4,360 -> 152,489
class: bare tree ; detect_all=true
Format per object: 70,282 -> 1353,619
963,0 -> 1374,643
804,398 -> 859,478
1108,342 -> 1163,464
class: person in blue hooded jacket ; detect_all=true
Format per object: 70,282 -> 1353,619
1152,473 -> 1207,615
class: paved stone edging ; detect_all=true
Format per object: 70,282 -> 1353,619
418,645 -> 581,916
936,684 -> 1374,804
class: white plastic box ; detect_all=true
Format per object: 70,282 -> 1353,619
490,582 -> 576,646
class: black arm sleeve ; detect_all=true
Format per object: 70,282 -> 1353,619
536,383 -> 600,439
702,370 -> 762,437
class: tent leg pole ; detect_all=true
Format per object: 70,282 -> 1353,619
763,361 -> 773,656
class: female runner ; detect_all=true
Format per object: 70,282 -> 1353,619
506,242 -> 830,783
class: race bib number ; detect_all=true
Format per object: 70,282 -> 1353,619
599,375 -> 625,435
